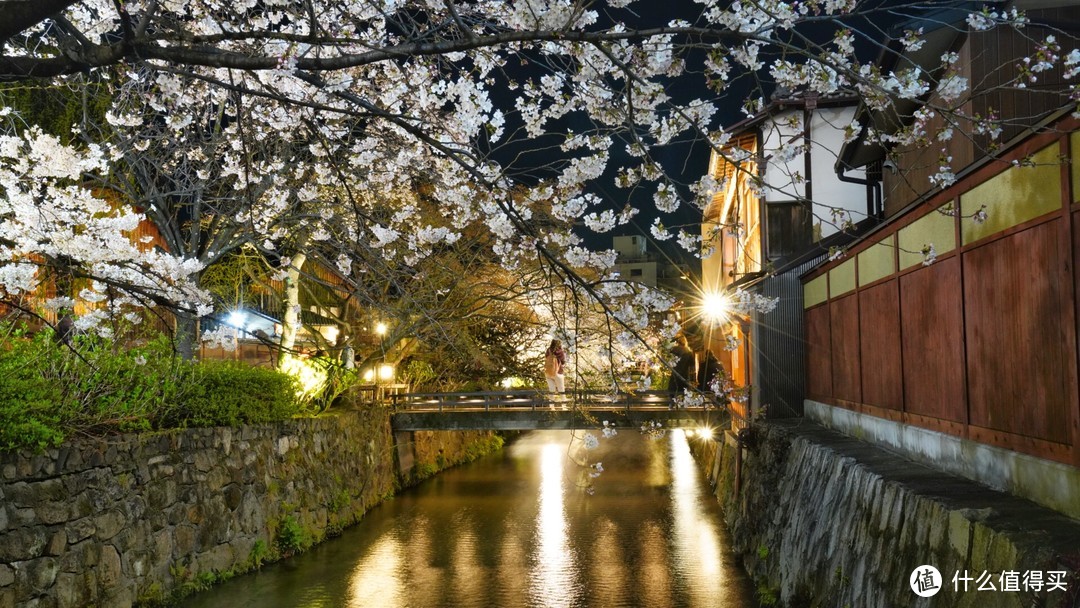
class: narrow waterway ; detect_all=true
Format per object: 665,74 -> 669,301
183,429 -> 755,608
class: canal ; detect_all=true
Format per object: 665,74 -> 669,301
182,429 -> 756,607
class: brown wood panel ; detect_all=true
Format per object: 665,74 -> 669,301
904,412 -> 966,438
830,294 -> 861,403
1072,211 -> 1080,467
805,305 -> 832,399
858,280 -> 903,410
964,220 -> 1072,443
971,19 -> 1075,147
832,398 -> 903,422
900,258 -> 966,421
968,425 -> 1073,465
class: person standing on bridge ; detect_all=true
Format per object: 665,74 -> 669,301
544,339 -> 566,394
669,335 -> 695,398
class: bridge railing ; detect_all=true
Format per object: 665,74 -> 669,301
389,389 -> 718,412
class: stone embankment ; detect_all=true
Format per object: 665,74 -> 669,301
0,410 -> 501,607
690,420 -> 1080,608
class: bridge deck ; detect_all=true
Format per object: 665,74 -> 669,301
388,390 -> 728,431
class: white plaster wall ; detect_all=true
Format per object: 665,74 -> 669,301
809,106 -> 868,238
613,235 -> 647,258
758,105 -> 867,238
614,262 -> 657,286
760,108 -> 806,202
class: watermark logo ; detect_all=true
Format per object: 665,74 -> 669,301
911,565 -> 943,597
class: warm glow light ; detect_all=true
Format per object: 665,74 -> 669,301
670,430 -> 724,601
347,536 -> 405,605
685,428 -> 696,438
700,292 -> 730,324
279,354 -> 329,399
698,426 -> 714,440
531,443 -> 578,605
501,377 -> 526,389
375,322 -> 388,336
226,311 -> 247,329
379,364 -> 395,381
363,368 -> 375,382
322,325 -> 340,343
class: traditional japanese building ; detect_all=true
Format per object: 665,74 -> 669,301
701,94 -> 870,419
801,4 -> 1080,518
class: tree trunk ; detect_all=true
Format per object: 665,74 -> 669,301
278,252 -> 306,367
176,309 -> 199,360
0,1 -> 81,42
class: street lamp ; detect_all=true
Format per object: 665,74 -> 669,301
374,321 -> 390,386
374,321 -> 388,359
700,291 -> 731,325
226,310 -> 248,331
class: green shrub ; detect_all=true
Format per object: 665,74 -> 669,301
276,515 -> 309,556
0,335 -> 64,451
402,359 -> 436,390
0,324 -> 305,452
248,540 -> 269,569
59,333 -> 193,431
162,361 -> 302,428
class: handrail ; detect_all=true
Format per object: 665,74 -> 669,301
387,389 -> 724,412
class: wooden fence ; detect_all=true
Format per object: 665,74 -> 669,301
803,122 -> 1080,467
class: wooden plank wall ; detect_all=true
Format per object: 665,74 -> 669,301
805,305 -> 832,398
899,258 -> 965,425
882,9 -> 1078,216
858,280 -> 903,412
804,126 -> 1080,467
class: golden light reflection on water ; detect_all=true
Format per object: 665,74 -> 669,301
450,512 -> 485,608
670,429 -> 725,605
496,522 -> 529,603
636,520 -> 674,607
405,515 -> 444,604
185,430 -> 753,608
345,535 -> 404,607
529,442 -> 581,607
588,518 -> 628,607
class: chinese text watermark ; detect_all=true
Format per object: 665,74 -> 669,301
910,566 -> 1069,597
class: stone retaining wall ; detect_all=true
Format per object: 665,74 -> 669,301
689,421 -> 1080,608
0,411 -> 501,607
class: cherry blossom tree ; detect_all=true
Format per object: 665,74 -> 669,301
1,0 -> 1077,364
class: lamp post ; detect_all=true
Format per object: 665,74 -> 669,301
373,321 -> 395,401
375,321 -> 387,361
227,310 -> 248,360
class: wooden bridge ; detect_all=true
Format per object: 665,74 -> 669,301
388,389 -> 729,431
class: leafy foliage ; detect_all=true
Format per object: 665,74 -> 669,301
0,332 -> 64,451
275,515 -> 311,557
159,361 -> 302,428
0,324 -> 303,452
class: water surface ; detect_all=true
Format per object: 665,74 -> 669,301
183,429 -> 754,607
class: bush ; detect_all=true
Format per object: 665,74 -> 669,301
58,333 -> 193,432
161,361 -> 302,428
0,334 -> 64,451
275,515 -> 310,556
0,324 -> 304,452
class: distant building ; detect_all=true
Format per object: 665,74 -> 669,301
612,235 -> 691,298
612,235 -> 656,285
